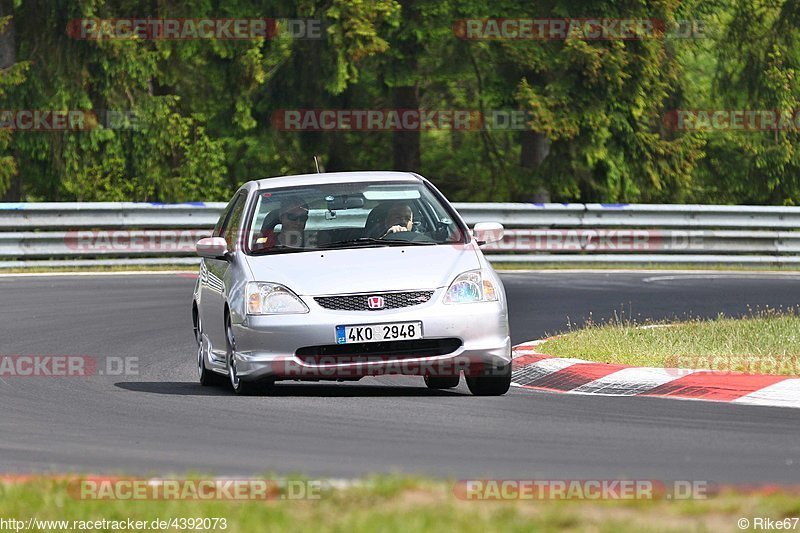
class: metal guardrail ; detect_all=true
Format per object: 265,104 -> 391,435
466,203 -> 800,229
0,202 -> 799,267
5,202 -> 800,228
0,202 -> 226,229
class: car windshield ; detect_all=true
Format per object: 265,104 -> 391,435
245,181 -> 466,255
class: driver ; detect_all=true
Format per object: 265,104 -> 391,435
380,202 -> 414,237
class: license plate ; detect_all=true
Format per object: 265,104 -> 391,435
336,322 -> 423,344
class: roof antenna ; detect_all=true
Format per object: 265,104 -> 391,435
313,155 -> 321,173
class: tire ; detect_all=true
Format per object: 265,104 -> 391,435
465,363 -> 511,396
424,374 -> 460,389
225,315 -> 264,396
196,315 -> 225,387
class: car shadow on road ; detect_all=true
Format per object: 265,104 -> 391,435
114,381 -> 467,397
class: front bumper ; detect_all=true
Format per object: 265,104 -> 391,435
230,289 -> 511,381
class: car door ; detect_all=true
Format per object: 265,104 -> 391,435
197,195 -> 236,335
202,191 -> 247,358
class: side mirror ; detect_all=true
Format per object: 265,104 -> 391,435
473,222 -> 504,245
196,237 -> 229,259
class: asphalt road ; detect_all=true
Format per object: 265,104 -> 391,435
1,270 -> 799,483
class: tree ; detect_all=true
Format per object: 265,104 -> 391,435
0,1 -> 28,199
702,0 -> 800,204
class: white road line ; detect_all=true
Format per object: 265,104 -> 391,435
0,270 -> 196,278
732,379 -> 800,409
643,273 -> 800,283
501,269 -> 800,275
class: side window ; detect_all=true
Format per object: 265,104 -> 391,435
223,193 -> 247,251
213,196 -> 238,238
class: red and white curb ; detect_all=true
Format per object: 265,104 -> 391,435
511,341 -> 800,409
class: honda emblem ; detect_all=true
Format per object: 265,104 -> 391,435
367,296 -> 385,310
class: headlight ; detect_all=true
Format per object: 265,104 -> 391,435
443,270 -> 499,304
246,282 -> 309,315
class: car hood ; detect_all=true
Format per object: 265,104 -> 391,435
244,244 -> 481,295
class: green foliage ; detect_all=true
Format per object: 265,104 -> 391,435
325,0 -> 400,93
0,14 -> 28,194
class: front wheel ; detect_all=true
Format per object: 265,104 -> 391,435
465,363 -> 511,396
197,316 -> 225,386
226,316 -> 264,396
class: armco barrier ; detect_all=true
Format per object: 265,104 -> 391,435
0,202 -> 799,267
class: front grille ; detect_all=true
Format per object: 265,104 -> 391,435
314,290 -> 434,311
295,338 -> 462,363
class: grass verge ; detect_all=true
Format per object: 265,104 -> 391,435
1,475 -> 799,532
538,308 -> 800,374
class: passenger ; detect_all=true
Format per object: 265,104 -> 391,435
255,197 -> 309,249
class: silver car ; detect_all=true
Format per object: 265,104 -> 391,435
192,171 -> 511,395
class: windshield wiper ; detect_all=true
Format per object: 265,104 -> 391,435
320,238 -> 435,249
250,245 -> 325,256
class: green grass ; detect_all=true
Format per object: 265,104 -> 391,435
538,308 -> 800,374
1,475 -> 799,532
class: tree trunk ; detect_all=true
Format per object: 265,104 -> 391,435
392,85 -> 420,172
519,130 -> 551,201
326,130 -> 347,172
1,172 -> 21,201
0,0 -> 21,200
390,0 -> 421,172
0,0 -> 14,69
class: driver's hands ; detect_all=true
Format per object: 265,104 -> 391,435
385,225 -> 408,234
